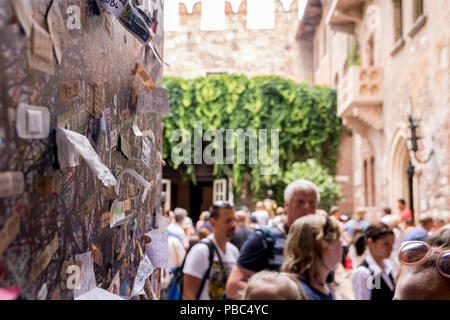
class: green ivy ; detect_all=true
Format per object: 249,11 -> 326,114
163,75 -> 344,208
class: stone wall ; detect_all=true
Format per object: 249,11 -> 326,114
165,1 -> 314,83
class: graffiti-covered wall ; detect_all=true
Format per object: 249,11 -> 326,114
0,0 -> 166,300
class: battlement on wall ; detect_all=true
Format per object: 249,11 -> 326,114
175,0 -> 299,16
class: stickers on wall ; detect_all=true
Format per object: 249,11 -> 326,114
87,83 -> 106,118
27,20 -> 55,75
110,200 -> 125,228
108,271 -> 120,295
33,175 -> 61,195
137,87 -> 170,115
101,212 -> 113,228
59,81 -> 80,101
91,245 -> 103,267
31,233 -> 59,281
16,103 -> 50,139
134,63 -> 155,91
47,0 -> 70,64
0,208 -> 22,255
10,0 -> 33,36
95,0 -> 128,18
0,172 -> 25,199
119,135 -> 131,159
102,10 -> 115,42
142,137 -> 151,167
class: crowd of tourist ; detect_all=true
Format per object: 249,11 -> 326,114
161,180 -> 450,300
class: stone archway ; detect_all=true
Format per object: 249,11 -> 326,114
387,129 -> 412,215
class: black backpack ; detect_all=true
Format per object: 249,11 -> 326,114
166,238 -> 223,300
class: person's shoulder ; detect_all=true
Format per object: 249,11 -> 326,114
227,242 -> 239,256
186,240 -> 210,257
351,265 -> 371,280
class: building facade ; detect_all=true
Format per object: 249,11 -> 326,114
299,0 -> 449,222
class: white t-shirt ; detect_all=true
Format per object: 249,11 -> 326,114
168,236 -> 186,269
252,210 -> 270,228
182,234 -> 239,300
167,223 -> 188,248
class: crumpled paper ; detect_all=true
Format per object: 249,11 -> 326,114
130,255 -> 154,297
56,128 -> 117,186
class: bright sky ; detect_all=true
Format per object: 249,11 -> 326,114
164,0 -> 309,31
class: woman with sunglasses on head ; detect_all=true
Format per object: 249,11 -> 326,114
351,223 -> 396,300
394,226 -> 450,300
281,214 -> 343,300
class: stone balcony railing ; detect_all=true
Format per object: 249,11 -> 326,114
338,65 -> 384,131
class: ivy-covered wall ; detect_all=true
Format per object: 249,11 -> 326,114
163,75 -> 344,208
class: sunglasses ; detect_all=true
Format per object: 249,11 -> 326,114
398,241 -> 450,278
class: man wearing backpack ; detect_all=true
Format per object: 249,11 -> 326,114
182,200 -> 238,300
225,179 -> 320,299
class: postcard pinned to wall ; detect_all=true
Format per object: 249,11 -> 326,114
56,128 -> 117,186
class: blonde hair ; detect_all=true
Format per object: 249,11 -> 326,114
243,271 -> 308,300
281,215 -> 342,283
353,207 -> 366,221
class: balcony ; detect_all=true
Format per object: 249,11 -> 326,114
338,65 -> 383,131
325,0 -> 366,34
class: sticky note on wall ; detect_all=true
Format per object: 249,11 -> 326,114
16,103 -> 50,139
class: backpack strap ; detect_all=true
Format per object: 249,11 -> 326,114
359,260 -> 375,277
196,239 -> 216,300
255,227 -> 276,257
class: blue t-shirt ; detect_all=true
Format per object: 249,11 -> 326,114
344,219 -> 371,236
237,226 -> 286,272
402,227 -> 429,242
298,279 -> 335,300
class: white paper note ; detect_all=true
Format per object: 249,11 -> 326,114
115,169 -> 152,196
56,128 -> 117,186
74,251 -> 97,299
144,230 -> 168,269
131,256 -> 154,297
75,287 -> 125,300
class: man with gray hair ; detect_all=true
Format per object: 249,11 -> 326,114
167,207 -> 189,249
225,179 -> 320,299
